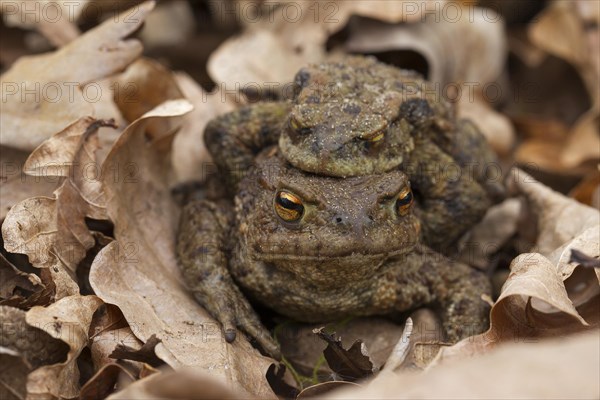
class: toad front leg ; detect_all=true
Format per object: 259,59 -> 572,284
405,137 -> 492,251
376,246 -> 491,342
204,102 -> 291,194
176,199 -> 281,358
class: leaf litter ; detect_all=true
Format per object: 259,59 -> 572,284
0,0 -> 598,398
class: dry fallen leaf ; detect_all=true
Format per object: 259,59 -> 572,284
528,0 -> 600,169
24,295 -> 103,399
107,367 -> 245,400
0,253 -> 49,308
171,71 -> 237,183
435,169 -> 599,362
0,0 -> 87,46
89,100 -> 276,397
0,145 -> 57,220
208,1 -> 449,93
458,198 -> 521,270
325,331 -> 600,399
2,196 -> 80,299
3,117 -> 117,299
508,169 -> 600,256
0,1 -> 154,150
113,57 -> 184,134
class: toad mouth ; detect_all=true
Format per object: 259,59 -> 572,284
254,247 -> 409,262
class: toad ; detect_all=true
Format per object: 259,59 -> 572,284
177,148 -> 491,358
204,56 -> 503,251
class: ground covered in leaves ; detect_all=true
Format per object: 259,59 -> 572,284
0,1 -> 599,398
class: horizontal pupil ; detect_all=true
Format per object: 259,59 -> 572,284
278,195 -> 303,212
397,192 -> 413,206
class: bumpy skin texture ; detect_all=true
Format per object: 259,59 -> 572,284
204,55 -> 504,250
177,149 -> 491,358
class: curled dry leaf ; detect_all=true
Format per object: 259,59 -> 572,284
89,99 -> 276,398
528,0 -> 600,169
208,1 -> 447,91
529,0 -> 599,104
3,117 -> 115,299
24,295 -> 103,399
314,328 -> 374,382
2,196 -> 80,299
0,1 -> 155,150
434,170 -> 599,362
277,317 -> 404,381
0,252 -> 49,308
458,198 -> 521,271
113,57 -> 184,135
325,331 -> 600,399
0,145 -> 58,221
0,305 -> 68,369
509,168 -> 600,256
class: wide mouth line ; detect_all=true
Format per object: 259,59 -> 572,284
255,248 -> 407,261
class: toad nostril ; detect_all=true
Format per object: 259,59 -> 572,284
368,215 -> 374,221
335,217 -> 343,224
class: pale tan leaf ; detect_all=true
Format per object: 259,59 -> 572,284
0,146 -> 58,220
0,1 -> 155,150
3,117 -> 114,278
89,99 -> 275,397
458,199 -> 521,270
549,226 -> 600,285
25,295 -> 103,399
139,1 -> 195,48
172,71 -> 238,183
0,0 -> 86,46
509,168 -> 600,256
560,108 -> 600,168
457,99 -> 515,157
501,253 -> 587,325
337,0 -> 449,24
113,58 -> 185,137
108,368 -> 245,400
326,331 -> 600,399
529,0 -> 599,103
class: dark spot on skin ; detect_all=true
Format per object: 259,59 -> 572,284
195,246 -> 211,255
341,73 -> 351,80
239,107 -> 252,119
259,126 -> 270,138
306,95 -> 320,104
400,98 -> 434,127
342,104 -> 361,115
295,69 -> 311,88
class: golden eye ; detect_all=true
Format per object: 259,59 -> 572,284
396,188 -> 413,216
360,128 -> 385,143
275,191 -> 304,222
289,116 -> 302,131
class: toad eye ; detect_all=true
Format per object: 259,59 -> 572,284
396,188 -> 413,216
360,128 -> 385,143
274,191 -> 304,222
288,116 -> 313,136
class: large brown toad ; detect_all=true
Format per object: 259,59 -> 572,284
177,148 -> 491,358
205,56 -> 504,251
